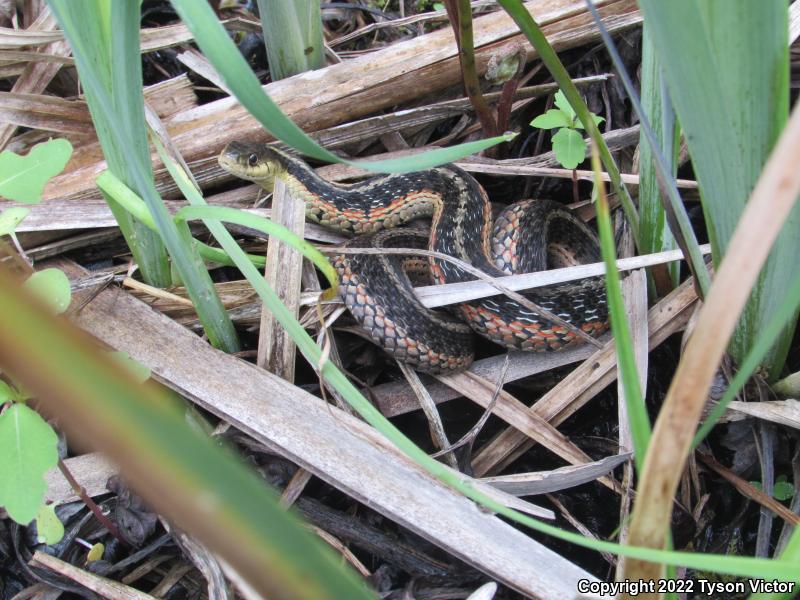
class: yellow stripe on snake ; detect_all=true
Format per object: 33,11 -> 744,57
219,142 -> 608,373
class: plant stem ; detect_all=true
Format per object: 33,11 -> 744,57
449,0 -> 497,137
57,459 -> 126,545
497,0 -> 640,244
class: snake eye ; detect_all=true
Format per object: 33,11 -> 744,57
247,153 -> 259,167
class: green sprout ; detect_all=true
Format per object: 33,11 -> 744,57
530,90 -> 604,170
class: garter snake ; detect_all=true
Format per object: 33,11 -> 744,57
219,142 -> 608,372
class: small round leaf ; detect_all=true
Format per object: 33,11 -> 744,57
530,109 -> 571,130
0,404 -> 59,525
551,128 -> 587,170
36,503 -> 65,545
23,268 -> 71,314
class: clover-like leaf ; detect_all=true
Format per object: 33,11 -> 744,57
23,268 -> 72,314
530,109 -> 571,130
553,90 -> 576,122
774,475 -> 795,502
0,138 -> 73,204
551,127 -> 586,170
36,503 -> 65,545
0,403 -> 59,525
0,207 -> 30,236
574,113 -> 606,131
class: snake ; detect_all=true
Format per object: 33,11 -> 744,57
218,142 -> 608,373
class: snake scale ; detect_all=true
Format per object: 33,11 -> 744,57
219,142 -> 608,372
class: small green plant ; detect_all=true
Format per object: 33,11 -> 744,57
750,475 -> 796,502
0,137 -> 74,543
530,90 -> 604,170
0,268 -> 71,543
0,139 -> 72,204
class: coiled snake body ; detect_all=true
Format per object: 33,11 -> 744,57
219,142 -> 608,372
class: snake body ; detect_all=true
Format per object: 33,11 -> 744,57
219,142 -> 608,372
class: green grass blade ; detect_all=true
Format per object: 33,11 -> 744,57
94,172 -> 268,270
48,0 -> 240,353
639,26 -> 688,295
47,0 -> 800,579
147,87 -> 800,581
47,0 -> 170,288
591,143 -> 650,471
495,0 -> 640,243
0,268 -> 374,600
638,25 -> 679,291
747,526 -> 800,600
256,0 -> 324,80
584,0 -> 710,298
168,0 -> 512,172
638,0 -> 798,376
693,270 -> 800,447
173,205 -> 338,292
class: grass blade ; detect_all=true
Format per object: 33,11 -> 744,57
169,0 -> 512,172
256,0 -> 324,80
584,0 -> 710,298
622,87 -> 800,584
146,71 -> 800,581
495,0 -> 640,243
638,0 -> 798,375
173,205 -> 338,292
0,266 -> 373,600
47,0 -> 170,287
693,270 -> 800,447
637,25 -> 679,294
48,0 -> 240,353
590,141 -> 650,471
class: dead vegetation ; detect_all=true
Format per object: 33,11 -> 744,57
2,1 -> 800,599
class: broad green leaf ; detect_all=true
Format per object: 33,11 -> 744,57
23,268 -> 71,314
638,0 -> 796,375
0,207 -> 30,236
0,403 -> 59,524
109,351 -> 151,383
573,114 -> 605,131
0,139 -> 72,204
36,503 -> 64,544
530,109 -> 571,130
551,128 -> 586,169
553,90 -> 576,122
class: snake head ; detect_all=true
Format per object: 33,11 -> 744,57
218,141 -> 289,190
